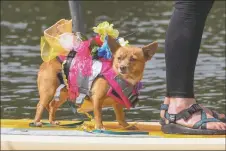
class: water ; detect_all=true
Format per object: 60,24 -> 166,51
1,1 -> 225,121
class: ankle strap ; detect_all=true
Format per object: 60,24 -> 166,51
160,104 -> 169,111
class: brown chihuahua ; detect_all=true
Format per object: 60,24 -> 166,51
33,36 -> 158,129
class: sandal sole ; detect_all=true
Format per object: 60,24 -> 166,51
162,123 -> 226,135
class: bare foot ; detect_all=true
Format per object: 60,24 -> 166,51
165,98 -> 226,130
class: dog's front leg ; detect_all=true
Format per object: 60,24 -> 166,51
112,103 -> 128,127
113,103 -> 138,130
92,96 -> 105,130
90,78 -> 109,130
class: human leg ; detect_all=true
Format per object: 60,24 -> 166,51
162,0 -> 225,134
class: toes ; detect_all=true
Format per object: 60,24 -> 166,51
50,121 -> 60,125
216,123 -> 223,130
219,123 -> 226,130
207,122 -> 226,130
54,121 -> 60,125
218,122 -> 226,130
127,125 -> 139,130
95,125 -> 105,130
119,123 -> 139,130
96,127 -> 105,131
219,124 -> 224,130
34,122 -> 42,127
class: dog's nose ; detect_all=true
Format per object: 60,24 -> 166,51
120,66 -> 127,72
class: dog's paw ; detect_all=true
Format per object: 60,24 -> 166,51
50,121 -> 60,125
95,124 -> 105,130
34,122 -> 42,127
124,125 -> 139,130
119,122 -> 139,130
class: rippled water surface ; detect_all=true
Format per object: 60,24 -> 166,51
1,1 -> 225,121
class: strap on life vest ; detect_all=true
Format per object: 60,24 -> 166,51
102,71 -> 138,109
64,51 -> 77,80
114,75 -> 139,107
54,84 -> 66,101
55,50 -> 90,105
54,51 -> 76,102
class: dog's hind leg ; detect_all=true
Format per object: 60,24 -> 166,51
33,102 -> 45,126
33,66 -> 59,126
33,88 -> 57,126
48,87 -> 68,125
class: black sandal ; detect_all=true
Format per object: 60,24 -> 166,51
160,104 -> 226,123
160,104 -> 226,135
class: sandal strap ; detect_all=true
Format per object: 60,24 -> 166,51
160,104 -> 169,111
165,104 -> 202,123
192,110 -> 221,129
193,118 -> 221,129
211,110 -> 219,119
201,110 -> 207,129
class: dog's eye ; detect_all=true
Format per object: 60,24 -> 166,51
130,57 -> 136,62
118,57 -> 121,60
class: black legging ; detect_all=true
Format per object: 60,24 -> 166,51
165,1 -> 214,98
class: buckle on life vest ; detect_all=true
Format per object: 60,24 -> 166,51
113,75 -> 140,108
128,94 -> 139,107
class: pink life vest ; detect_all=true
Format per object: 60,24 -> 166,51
57,56 -> 140,109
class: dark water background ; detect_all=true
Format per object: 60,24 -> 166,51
1,1 -> 225,122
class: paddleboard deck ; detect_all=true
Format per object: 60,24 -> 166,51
1,119 -> 225,150
1,119 -> 225,138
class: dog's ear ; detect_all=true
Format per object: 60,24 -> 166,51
142,41 -> 158,61
107,35 -> 121,54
